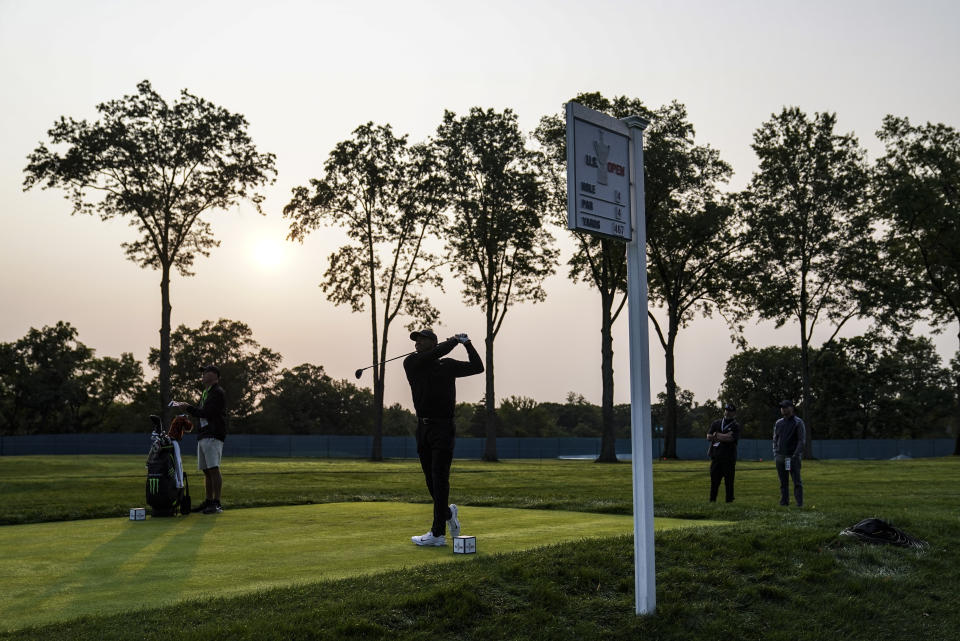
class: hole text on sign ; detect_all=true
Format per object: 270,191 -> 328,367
580,180 -> 623,204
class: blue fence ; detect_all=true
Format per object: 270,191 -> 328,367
0,434 -> 953,460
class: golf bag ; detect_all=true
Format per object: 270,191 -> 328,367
145,415 -> 191,517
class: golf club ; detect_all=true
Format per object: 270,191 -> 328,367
355,351 -> 416,379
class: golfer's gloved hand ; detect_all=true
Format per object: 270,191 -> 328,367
456,333 -> 470,344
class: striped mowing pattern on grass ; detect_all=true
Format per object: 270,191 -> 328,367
0,502 -> 729,632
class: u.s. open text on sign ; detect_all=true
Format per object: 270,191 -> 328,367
566,102 -> 632,241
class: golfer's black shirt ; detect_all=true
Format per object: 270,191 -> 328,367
404,339 -> 484,420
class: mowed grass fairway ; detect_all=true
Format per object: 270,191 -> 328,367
0,502 -> 720,630
1,455 -> 959,640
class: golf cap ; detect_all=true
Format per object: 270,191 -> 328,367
410,329 -> 438,341
724,402 -> 737,411
200,365 -> 220,376
779,399 -> 794,408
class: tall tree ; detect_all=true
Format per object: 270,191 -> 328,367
538,95 -> 738,460
738,107 -> 875,455
149,318 -> 281,424
284,123 -> 446,460
23,80 -> 276,420
435,107 -> 558,461
642,102 -> 739,458
873,116 -> 960,453
535,93 -> 648,462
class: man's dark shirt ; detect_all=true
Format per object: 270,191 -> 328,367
185,383 -> 227,442
773,415 -> 805,457
707,417 -> 740,459
403,339 -> 484,419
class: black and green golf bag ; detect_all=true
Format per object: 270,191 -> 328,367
145,415 -> 191,517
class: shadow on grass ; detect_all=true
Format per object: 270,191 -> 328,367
13,515 -> 215,630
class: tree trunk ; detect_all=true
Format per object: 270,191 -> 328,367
367,232 -> 381,460
483,317 -> 498,462
159,264 -> 172,423
371,370 -> 385,461
596,290 -> 617,463
663,330 -> 677,458
800,332 -> 814,459
954,329 -> 960,456
953,373 -> 960,456
371,326 -> 391,461
662,317 -> 679,459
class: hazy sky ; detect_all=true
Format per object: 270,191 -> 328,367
2,0 -> 958,411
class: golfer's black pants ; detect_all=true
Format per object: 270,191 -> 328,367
775,455 -> 803,506
416,418 -> 455,536
709,456 -> 736,502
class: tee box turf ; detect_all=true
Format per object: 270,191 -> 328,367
129,508 -> 146,521
453,535 -> 476,554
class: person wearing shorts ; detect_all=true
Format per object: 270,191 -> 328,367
173,365 -> 227,514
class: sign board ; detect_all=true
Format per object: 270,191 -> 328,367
566,102 -> 632,241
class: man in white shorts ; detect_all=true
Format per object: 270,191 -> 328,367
172,365 -> 227,514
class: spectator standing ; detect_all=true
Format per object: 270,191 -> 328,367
773,399 -> 805,507
707,402 -> 740,503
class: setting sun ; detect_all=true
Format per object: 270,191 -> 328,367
253,238 -> 286,270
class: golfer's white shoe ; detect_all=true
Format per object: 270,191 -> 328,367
447,504 -> 461,538
412,532 -> 446,546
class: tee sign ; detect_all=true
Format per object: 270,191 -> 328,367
565,102 -> 632,241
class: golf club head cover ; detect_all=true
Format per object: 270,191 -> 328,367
167,415 -> 193,441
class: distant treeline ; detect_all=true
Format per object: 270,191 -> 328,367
1,320 -> 953,440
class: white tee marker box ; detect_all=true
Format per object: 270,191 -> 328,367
453,535 -> 476,554
129,508 -> 146,520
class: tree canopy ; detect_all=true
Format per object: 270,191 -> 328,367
434,107 -> 558,461
534,92 -> 646,462
284,122 -> 447,459
23,80 -> 276,420
149,319 -> 281,422
737,107 -> 876,452
0,322 -> 146,435
873,116 -> 960,452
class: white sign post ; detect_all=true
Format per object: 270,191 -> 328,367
566,103 -> 655,615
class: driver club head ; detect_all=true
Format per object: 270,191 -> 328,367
354,369 -> 364,379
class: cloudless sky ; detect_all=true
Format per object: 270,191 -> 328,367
1,0 -> 958,411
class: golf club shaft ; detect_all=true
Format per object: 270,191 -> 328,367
355,350 -> 415,377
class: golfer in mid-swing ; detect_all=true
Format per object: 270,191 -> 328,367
404,329 -> 484,546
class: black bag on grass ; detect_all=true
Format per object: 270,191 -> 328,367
839,518 -> 927,549
145,415 -> 191,517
